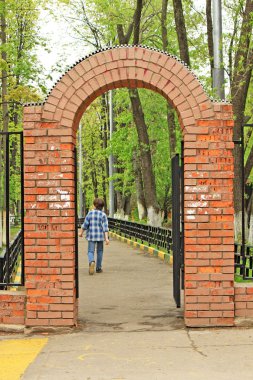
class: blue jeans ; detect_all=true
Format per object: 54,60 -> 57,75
87,241 -> 104,269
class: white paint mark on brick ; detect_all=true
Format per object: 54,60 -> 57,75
186,209 -> 195,215
188,201 -> 208,208
61,194 -> 70,201
57,189 -> 69,195
50,202 -> 71,209
186,215 -> 196,220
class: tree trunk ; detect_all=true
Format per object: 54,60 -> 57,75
248,216 -> 253,244
161,0 -> 177,157
167,106 -> 177,157
101,93 -> 109,179
91,167 -> 98,199
115,191 -> 125,219
114,192 -> 131,220
129,89 -> 162,226
124,195 -> 131,217
82,190 -> 87,217
133,0 -> 143,45
161,0 -> 177,223
117,0 -> 161,226
163,184 -> 170,223
172,0 -> 190,66
231,0 -> 253,240
100,93 -> 109,214
205,0 -> 214,78
133,149 -> 147,220
102,172 -> 108,214
161,0 -> 168,50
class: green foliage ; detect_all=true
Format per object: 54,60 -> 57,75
0,0 -> 46,136
79,86 -> 182,213
79,98 -> 108,207
0,0 -> 47,226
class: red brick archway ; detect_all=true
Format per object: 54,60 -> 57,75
23,46 -> 234,328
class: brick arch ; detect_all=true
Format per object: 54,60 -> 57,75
22,45 -> 235,329
42,46 -> 213,133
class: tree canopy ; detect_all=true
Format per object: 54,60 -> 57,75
1,0 -> 253,234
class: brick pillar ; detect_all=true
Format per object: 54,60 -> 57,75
24,106 -> 77,327
184,103 -> 235,327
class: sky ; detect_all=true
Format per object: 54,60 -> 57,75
37,6 -> 90,90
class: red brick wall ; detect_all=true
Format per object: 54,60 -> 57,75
235,284 -> 253,319
184,104 -> 235,327
21,46 -> 235,328
23,107 -> 76,327
0,291 -> 26,325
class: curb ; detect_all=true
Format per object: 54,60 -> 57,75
0,324 -> 25,333
109,231 -> 173,265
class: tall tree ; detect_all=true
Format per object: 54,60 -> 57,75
0,0 -> 8,246
161,0 -> 178,221
118,0 -> 163,226
206,0 -> 214,79
172,0 -> 190,66
231,0 -> 253,238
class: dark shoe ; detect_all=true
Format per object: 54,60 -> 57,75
89,261 -> 95,275
96,268 -> 103,273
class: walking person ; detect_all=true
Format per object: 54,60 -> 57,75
79,198 -> 109,275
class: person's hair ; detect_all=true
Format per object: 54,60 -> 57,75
93,198 -> 104,211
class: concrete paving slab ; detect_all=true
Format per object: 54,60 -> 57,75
78,238 -> 183,333
21,328 -> 253,380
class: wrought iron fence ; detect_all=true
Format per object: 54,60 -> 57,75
78,217 -> 172,252
0,230 -> 23,289
0,131 -> 24,288
234,242 -> 253,279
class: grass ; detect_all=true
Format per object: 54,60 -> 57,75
234,274 -> 253,283
10,226 -> 21,240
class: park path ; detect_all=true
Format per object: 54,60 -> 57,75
77,236 -> 183,332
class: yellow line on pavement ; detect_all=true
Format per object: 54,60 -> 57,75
0,338 -> 48,380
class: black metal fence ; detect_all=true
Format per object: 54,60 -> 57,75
234,242 -> 253,279
78,217 -> 172,252
0,230 -> 23,289
0,131 -> 24,288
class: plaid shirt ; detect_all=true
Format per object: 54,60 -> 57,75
82,209 -> 109,241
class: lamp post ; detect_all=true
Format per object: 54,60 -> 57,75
108,90 -> 115,217
212,0 -> 225,99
